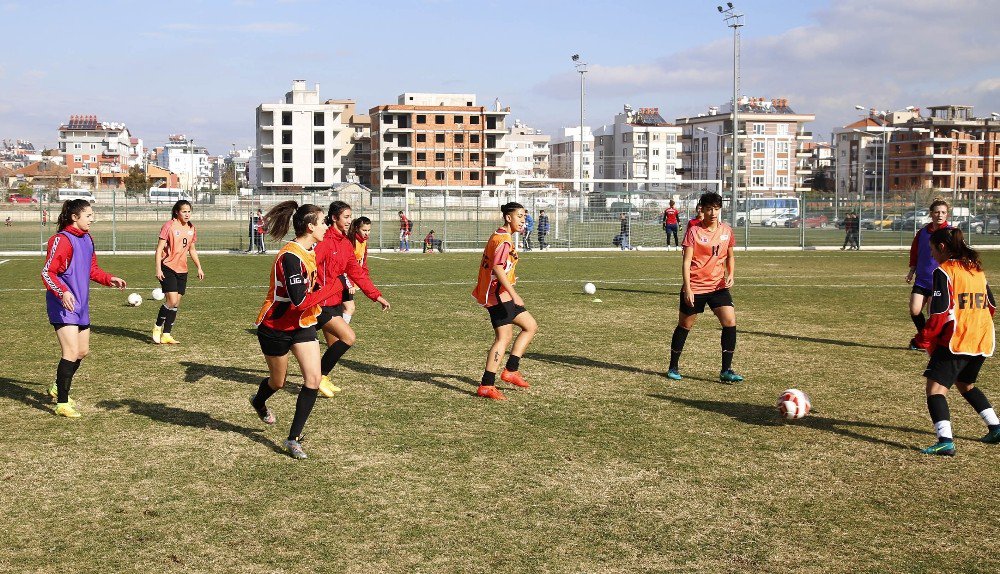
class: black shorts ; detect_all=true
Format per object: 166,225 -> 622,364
665,224 -> 678,233
487,300 -> 526,329
911,285 -> 933,297
51,323 -> 90,331
923,347 -> 987,387
339,275 -> 354,302
160,264 -> 188,295
680,288 -> 734,315
257,324 -> 317,357
316,305 -> 345,327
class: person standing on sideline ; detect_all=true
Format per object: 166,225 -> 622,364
41,199 -> 127,417
667,192 -> 743,383
152,200 -> 204,345
522,211 -> 535,251
914,227 -> 999,455
398,210 -> 412,252
619,213 -> 633,251
662,200 -> 680,249
906,199 -> 950,350
841,213 -> 860,250
537,209 -> 550,250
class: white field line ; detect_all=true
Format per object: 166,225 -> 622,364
0,259 -> 9,265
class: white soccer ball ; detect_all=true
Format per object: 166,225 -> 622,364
151,288 -> 165,301
583,282 -> 597,295
636,245 -> 644,251
777,388 -> 811,419
127,292 -> 143,307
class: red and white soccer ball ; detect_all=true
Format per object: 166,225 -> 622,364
777,388 -> 811,419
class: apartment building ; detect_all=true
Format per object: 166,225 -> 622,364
593,106 -> 682,194
505,121 -> 550,180
57,115 -> 144,189
369,93 -> 510,193
676,97 -> 816,196
255,80 -> 355,193
548,126 -> 594,193
343,105 -> 372,186
887,105 -> 1000,199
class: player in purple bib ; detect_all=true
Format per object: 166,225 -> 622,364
906,199 -> 949,350
41,199 -> 127,417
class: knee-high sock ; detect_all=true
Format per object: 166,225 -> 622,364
252,377 -> 278,411
962,387 -> 1000,428
721,326 -> 737,372
56,358 -> 75,403
911,313 -> 926,332
288,387 -> 318,441
163,307 -> 179,333
155,305 -> 170,327
927,394 -> 952,440
669,326 -> 690,371
321,341 -> 352,376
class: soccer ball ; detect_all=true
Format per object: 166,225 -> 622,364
127,292 -> 143,307
151,288 -> 165,301
777,388 -> 811,419
636,245 -> 644,251
583,282 -> 597,295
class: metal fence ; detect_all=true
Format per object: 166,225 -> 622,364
2,186 -> 998,253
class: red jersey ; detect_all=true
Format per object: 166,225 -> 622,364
158,219 -> 197,274
352,233 -> 369,269
41,226 -> 113,297
663,208 -> 679,226
256,241 -> 338,331
683,221 -> 735,294
399,215 -> 412,233
314,228 -> 382,308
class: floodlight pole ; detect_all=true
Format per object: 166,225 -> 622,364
574,57 -> 588,223
720,3 -> 744,230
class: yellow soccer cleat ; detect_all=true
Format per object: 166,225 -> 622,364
47,383 -> 76,407
54,403 -> 81,418
318,375 -> 341,398
160,333 -> 179,345
152,325 -> 163,344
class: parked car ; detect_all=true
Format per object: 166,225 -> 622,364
7,193 -> 38,204
893,212 -> 931,231
952,215 -> 985,234
870,214 -> 902,230
859,217 -> 876,230
785,214 -> 829,228
761,209 -> 797,227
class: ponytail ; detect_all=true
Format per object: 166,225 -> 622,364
262,201 -> 324,240
324,201 -> 352,226
347,216 -> 371,246
930,227 -> 982,271
57,199 -> 91,230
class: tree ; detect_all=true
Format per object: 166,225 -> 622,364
123,165 -> 149,201
220,170 -> 237,194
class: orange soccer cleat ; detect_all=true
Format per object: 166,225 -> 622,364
476,385 -> 508,401
500,369 -> 530,388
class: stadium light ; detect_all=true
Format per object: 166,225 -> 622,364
718,2 -> 744,231
572,54 -> 588,222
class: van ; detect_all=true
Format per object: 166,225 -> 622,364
57,188 -> 97,203
148,187 -> 192,204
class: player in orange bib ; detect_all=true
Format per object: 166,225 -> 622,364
249,201 -> 342,460
471,202 -> 539,400
337,215 -> 374,327
667,192 -> 743,383
152,200 -> 204,344
914,227 -> 999,455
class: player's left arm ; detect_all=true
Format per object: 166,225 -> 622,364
916,268 -> 950,350
724,233 -> 736,288
90,253 -> 126,289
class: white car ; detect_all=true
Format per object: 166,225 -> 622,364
761,210 -> 797,227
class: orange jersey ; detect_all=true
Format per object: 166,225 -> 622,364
683,221 -> 735,294
919,260 -> 996,356
353,236 -> 368,269
256,241 -> 321,330
159,219 -> 196,273
472,228 -> 517,307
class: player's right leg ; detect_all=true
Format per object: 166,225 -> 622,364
286,339 -> 323,460
501,310 -> 538,389
668,298 -> 700,380
53,325 -> 82,417
712,299 -> 742,383
480,324 -> 513,400
908,291 -> 927,349
923,377 -> 956,455
318,315 -> 355,396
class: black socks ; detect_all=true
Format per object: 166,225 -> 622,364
911,313 -> 926,332
288,387 -> 318,441
321,341 -> 352,376
156,305 -> 169,327
505,355 -> 521,372
927,394 -> 952,440
721,326 -> 737,372
56,358 -> 76,403
669,326 -> 690,371
252,377 -> 278,411
163,308 -> 178,334
481,371 -> 496,387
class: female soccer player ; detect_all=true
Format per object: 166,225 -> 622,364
152,200 -> 204,344
41,199 -> 127,417
914,227 -> 999,455
906,199 -> 949,350
667,192 -> 743,383
315,203 -> 391,398
339,215 -> 373,323
250,201 -> 343,460
471,202 -> 539,400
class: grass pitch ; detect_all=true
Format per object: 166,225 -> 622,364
1,249 -> 998,573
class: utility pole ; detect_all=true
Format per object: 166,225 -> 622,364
572,54 -> 587,223
719,3 -> 744,229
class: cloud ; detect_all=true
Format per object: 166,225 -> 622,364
162,21 -> 305,34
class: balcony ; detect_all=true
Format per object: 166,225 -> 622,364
386,126 -> 415,133
796,132 -> 813,140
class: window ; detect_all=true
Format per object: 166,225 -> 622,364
470,153 -> 480,162
598,166 -> 603,175
416,171 -> 426,180
653,133 -> 660,141
753,123 -> 765,135
622,133 -> 627,142
384,114 -> 394,124
470,134 -> 480,144
282,131 -> 292,145
416,115 -> 426,124
454,134 -> 464,143
652,164 -> 659,171
777,142 -> 790,154
91,144 -> 96,150
454,171 -> 462,180
74,143 -> 81,149
416,152 -> 426,161
777,123 -> 789,135
752,175 -> 764,186
435,115 -> 445,124
777,176 -> 789,187
454,115 -> 464,123
435,152 -> 445,161
753,158 -> 764,170
314,131 -> 324,145
753,141 -> 765,153
435,134 -> 445,143
652,148 -> 660,156
282,149 -> 292,163
454,153 -> 462,161
435,171 -> 445,181
282,168 -> 293,182
282,111 -> 292,125
416,134 -> 426,143
636,134 -> 647,144
470,116 -> 479,124
314,150 -> 324,163
314,168 -> 324,182
313,112 -> 324,126
73,155 -> 82,162
470,172 -> 479,180
777,159 -> 789,171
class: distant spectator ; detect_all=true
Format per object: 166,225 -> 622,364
4,216 -> 11,227
662,200 -> 680,249
618,213 -> 633,251
537,210 -> 550,250
423,230 -> 443,253
398,211 -> 412,252
522,212 -> 535,251
842,213 -> 859,250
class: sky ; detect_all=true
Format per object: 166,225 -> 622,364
1,0 -> 998,155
